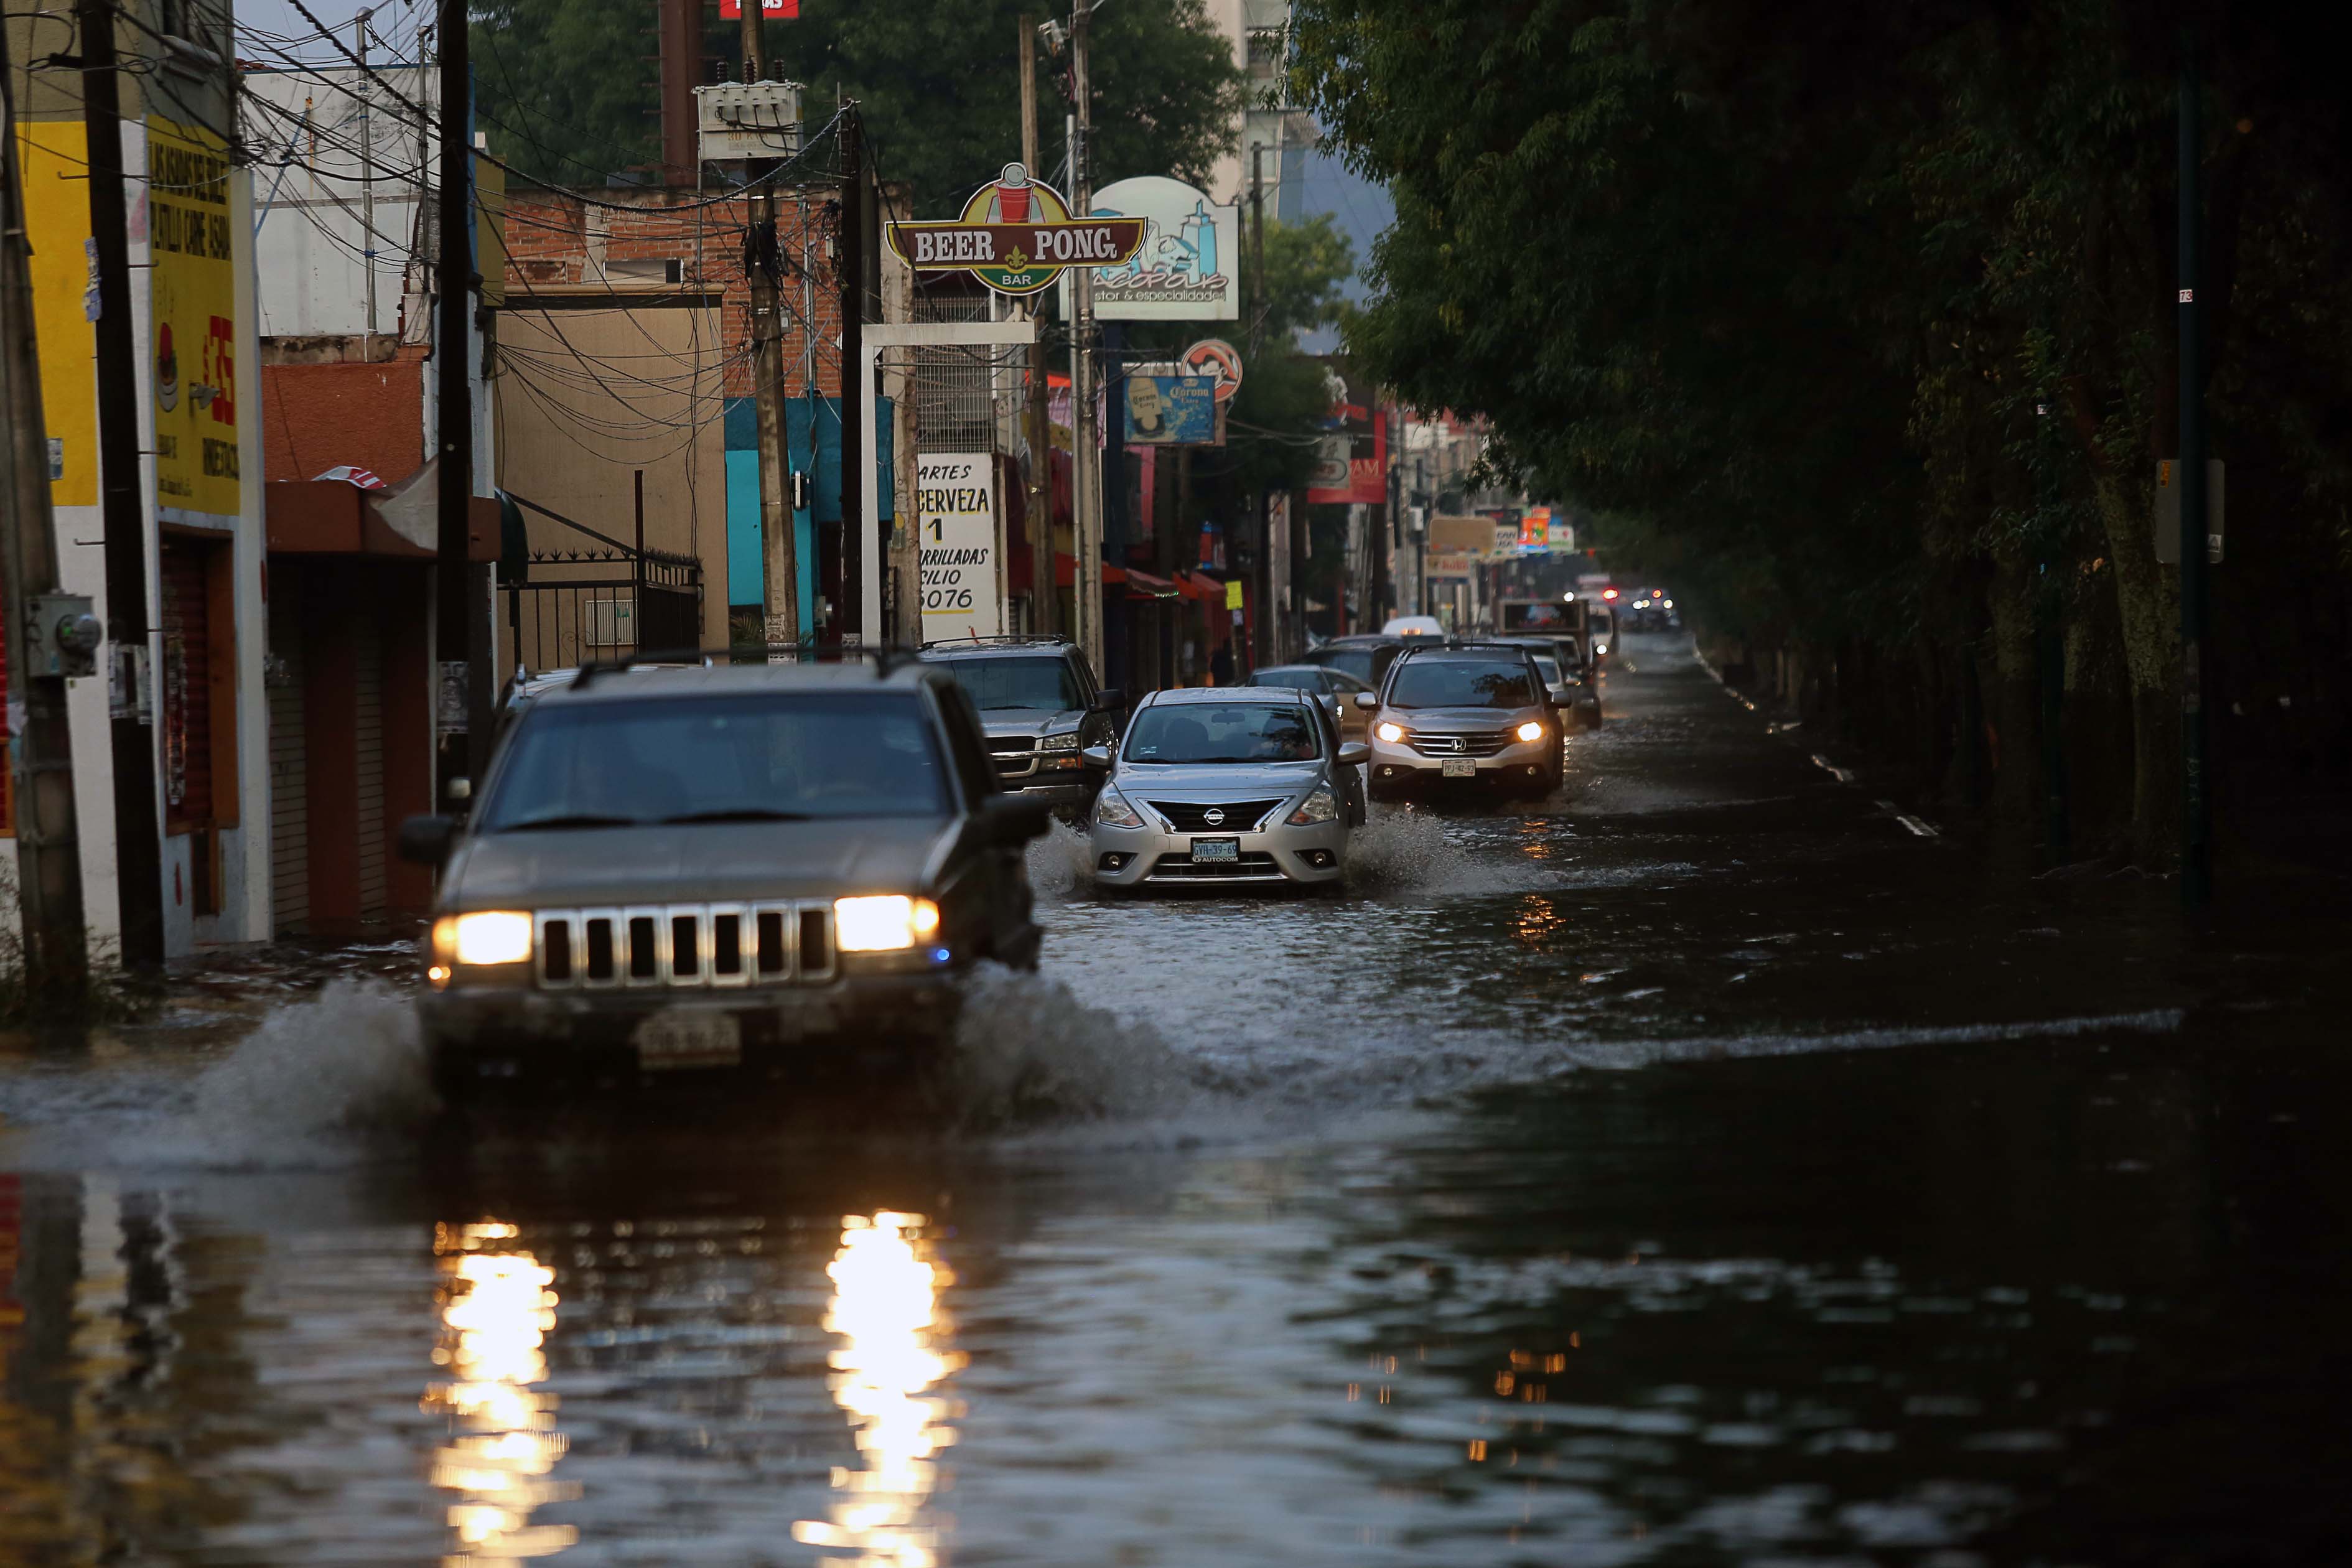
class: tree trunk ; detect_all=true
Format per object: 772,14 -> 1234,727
2091,469 -> 2180,866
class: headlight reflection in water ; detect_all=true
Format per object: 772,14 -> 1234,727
793,1210 -> 963,1568
423,1221 -> 577,1564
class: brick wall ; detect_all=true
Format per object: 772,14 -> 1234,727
260,348 -> 429,485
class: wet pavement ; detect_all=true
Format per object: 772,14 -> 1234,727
1,633 -> 2346,1566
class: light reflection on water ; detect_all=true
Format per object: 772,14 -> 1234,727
424,1221 -> 577,1564
795,1211 -> 963,1567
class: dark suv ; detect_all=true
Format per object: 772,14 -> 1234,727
918,637 -> 1123,807
399,654 -> 1050,1093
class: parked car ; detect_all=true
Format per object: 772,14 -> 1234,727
1299,635 -> 1409,691
1496,634 -> 1603,729
401,654 -> 1050,1094
1086,688 -> 1368,891
1243,662 -> 1378,744
1356,642 -> 1570,801
918,637 -> 1123,808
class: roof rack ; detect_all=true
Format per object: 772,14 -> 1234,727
570,643 -> 923,689
917,635 -> 1071,651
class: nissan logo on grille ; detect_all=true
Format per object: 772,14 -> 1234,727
1203,808 -> 1226,826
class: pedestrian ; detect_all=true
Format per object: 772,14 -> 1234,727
1209,640 -> 1234,687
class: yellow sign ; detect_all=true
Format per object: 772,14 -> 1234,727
1224,579 -> 1243,611
15,121 -> 97,507
147,116 -> 239,516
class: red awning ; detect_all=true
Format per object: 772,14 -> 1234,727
1122,567 -> 1178,600
1175,571 -> 1224,602
1053,553 -> 1129,589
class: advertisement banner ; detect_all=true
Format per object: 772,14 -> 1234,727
1085,175 -> 1240,321
887,163 -> 1144,297
17,121 -> 97,507
148,116 -> 240,518
1123,374 -> 1216,445
1306,365 -> 1386,506
917,453 -> 1001,642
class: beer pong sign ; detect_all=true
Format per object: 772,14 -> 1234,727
887,163 -> 1146,297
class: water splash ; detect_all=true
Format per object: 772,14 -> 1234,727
1024,818 -> 1098,902
179,979 -> 437,1159
945,963 -> 1206,1129
1346,806 -> 1556,896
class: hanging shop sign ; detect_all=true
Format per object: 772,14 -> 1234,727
917,452 -> 1003,641
1306,362 -> 1385,506
1085,176 -> 1240,320
1178,338 -> 1243,401
148,114 -> 240,520
887,164 -> 1146,297
1123,374 -> 1217,446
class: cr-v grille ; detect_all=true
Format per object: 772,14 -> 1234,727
532,903 -> 836,990
1147,799 -> 1281,833
1408,729 -> 1512,758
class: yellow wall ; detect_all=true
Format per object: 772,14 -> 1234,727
14,119 -> 96,508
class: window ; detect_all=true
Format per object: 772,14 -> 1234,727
1385,660 -> 1539,711
938,656 -> 1085,714
1123,704 -> 1322,765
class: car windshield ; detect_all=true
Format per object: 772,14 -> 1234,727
1385,659 -> 1539,710
1248,669 -> 1324,693
938,656 -> 1085,712
1533,656 -> 1562,684
1309,648 -> 1376,684
1124,703 -> 1323,764
480,693 -> 950,829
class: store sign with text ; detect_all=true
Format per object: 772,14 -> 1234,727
149,116 -> 240,518
918,454 -> 1001,641
1084,175 -> 1239,320
1306,363 -> 1386,506
718,0 -> 798,17
888,164 -> 1145,297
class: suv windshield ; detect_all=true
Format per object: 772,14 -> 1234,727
939,656 -> 1085,712
1124,703 -> 1323,764
1385,659 -> 1539,711
1307,647 -> 1376,684
480,693 -> 950,829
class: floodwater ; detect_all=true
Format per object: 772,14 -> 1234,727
1,633 -> 2346,1566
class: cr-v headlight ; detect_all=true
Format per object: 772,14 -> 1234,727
1514,720 -> 1546,743
1287,788 -> 1338,826
1094,787 -> 1144,829
1375,721 -> 1405,744
834,895 -> 943,952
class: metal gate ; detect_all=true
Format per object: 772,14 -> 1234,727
501,492 -> 704,673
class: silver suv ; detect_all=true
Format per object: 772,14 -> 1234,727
1356,642 -> 1570,801
918,637 -> 1122,808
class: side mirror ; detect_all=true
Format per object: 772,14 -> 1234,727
1088,687 -> 1126,714
981,793 -> 1052,844
1337,742 -> 1370,767
397,814 -> 457,867
1079,743 -> 1113,768
1547,684 -> 1572,707
1352,691 -> 1379,712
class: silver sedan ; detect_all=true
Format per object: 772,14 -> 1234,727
1085,689 -> 1366,890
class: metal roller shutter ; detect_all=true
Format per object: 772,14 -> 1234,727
353,609 -> 387,918
268,585 -> 308,933
159,543 -> 213,826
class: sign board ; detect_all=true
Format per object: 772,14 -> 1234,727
1085,175 -> 1240,320
1306,363 -> 1386,506
1425,550 -> 1477,578
1225,579 -> 1244,611
1124,374 -> 1216,445
917,453 -> 1002,641
148,115 -> 240,520
2154,458 -> 2224,564
1428,515 -> 1498,554
888,164 -> 1145,297
718,0 -> 798,16
1493,521 -> 1518,554
1547,514 -> 1576,550
1180,338 -> 1243,401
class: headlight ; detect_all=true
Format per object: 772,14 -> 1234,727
1375,722 -> 1405,744
434,910 -> 532,968
1094,787 -> 1144,829
1515,720 -> 1545,743
1594,642 -> 1608,655
834,894 -> 942,953
1037,730 -> 1081,752
1287,788 -> 1338,826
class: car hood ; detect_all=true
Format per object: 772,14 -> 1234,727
444,818 -> 954,910
976,707 -> 1085,740
1386,706 -> 1537,731
1109,761 -> 1323,798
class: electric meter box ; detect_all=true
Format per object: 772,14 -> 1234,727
695,82 -> 803,164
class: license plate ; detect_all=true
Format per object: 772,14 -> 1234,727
633,1008 -> 743,1070
1190,836 -> 1241,863
1441,758 -> 1477,778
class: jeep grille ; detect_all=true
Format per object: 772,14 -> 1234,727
533,903 -> 836,990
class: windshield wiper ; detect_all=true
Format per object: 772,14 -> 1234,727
497,813 -> 639,832
658,808 -> 814,824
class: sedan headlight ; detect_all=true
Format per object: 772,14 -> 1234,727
1037,730 -> 1081,752
834,894 -> 943,953
1094,787 -> 1144,829
1515,720 -> 1546,743
433,910 -> 533,968
1287,788 -> 1338,826
1375,721 -> 1406,744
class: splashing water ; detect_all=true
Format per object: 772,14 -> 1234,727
1024,818 -> 1098,902
179,979 -> 437,1160
1346,806 -> 1556,896
945,964 -> 1205,1129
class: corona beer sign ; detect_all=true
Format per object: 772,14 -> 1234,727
887,163 -> 1145,296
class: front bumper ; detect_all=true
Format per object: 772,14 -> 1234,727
1366,730 -> 1559,791
1089,811 -> 1347,889
419,968 -> 965,1081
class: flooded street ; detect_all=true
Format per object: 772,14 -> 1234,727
2,633 -> 2346,1566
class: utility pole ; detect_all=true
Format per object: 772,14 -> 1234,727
1,17 -> 91,1006
1068,0 -> 1102,675
658,0 -> 700,180
434,0 -> 478,798
77,0 -> 164,972
357,10 -> 378,361
2177,30 -> 2210,908
739,1 -> 797,654
1248,144 -> 1270,672
1019,13 -> 1054,637
839,100 -> 866,643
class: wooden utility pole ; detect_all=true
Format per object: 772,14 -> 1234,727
658,0 -> 701,180
839,101 -> 866,642
2177,31 -> 2211,907
434,0 -> 480,798
1018,12 -> 1055,637
1248,144 -> 1271,671
77,0 -> 164,971
1,19 -> 91,1005
1069,0 -> 1102,674
357,10 -> 378,360
739,2 -> 798,654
